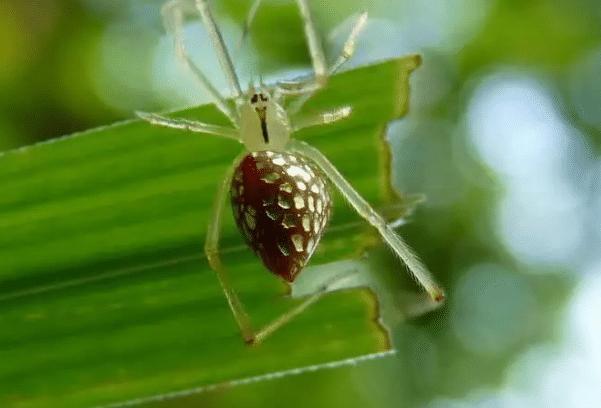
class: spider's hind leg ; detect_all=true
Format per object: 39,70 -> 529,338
288,139 -> 446,304
278,6 -> 368,114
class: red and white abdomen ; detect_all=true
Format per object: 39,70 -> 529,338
230,150 -> 331,282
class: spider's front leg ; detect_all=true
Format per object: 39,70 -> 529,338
288,139 -> 446,304
162,0 -> 239,123
292,106 -> 352,131
136,112 -> 240,141
276,2 -> 367,114
273,0 -> 329,99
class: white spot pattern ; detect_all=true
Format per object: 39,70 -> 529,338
291,234 -> 304,253
231,150 -> 332,281
286,165 -> 312,182
302,214 -> 311,232
294,194 -> 305,209
280,182 -> 293,193
278,193 -> 291,209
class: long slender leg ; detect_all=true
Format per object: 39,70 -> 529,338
296,0 -> 328,85
162,0 -> 238,124
329,11 -> 368,75
252,271 -> 359,345
205,157 -> 255,342
275,0 -> 328,97
137,112 -> 241,141
288,139 -> 446,303
236,0 -> 263,52
285,11 -> 368,115
292,106 -> 352,131
195,0 -> 243,101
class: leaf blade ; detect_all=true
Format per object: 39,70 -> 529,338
0,57 -> 420,407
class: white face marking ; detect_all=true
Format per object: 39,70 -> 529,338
291,234 -> 304,253
308,195 -> 315,212
261,172 -> 280,183
316,198 -> 323,214
240,83 -> 292,152
286,165 -> 312,182
310,184 -> 319,194
313,218 -> 320,234
296,181 -> 307,191
280,182 -> 293,193
278,193 -> 291,209
302,214 -> 311,232
294,194 -> 305,209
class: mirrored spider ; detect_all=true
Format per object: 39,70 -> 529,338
138,0 -> 445,345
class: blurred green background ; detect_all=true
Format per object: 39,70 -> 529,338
1,0 -> 600,407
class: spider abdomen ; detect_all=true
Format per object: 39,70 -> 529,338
231,151 -> 331,282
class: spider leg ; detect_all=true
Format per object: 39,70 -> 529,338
292,106 -> 352,131
205,156 -> 255,343
162,0 -> 238,124
136,112 -> 241,141
195,0 -> 243,102
236,0 -> 263,53
284,11 -> 368,115
297,0 -> 328,86
274,0 -> 328,98
288,139 -> 446,304
251,270 -> 359,345
329,11 -> 368,75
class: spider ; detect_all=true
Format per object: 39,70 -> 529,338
138,0 -> 445,345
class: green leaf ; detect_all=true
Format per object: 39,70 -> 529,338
0,56 -> 420,407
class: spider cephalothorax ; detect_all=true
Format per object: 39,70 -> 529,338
139,0 -> 444,345
239,86 -> 291,152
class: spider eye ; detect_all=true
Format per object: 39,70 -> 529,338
251,94 -> 259,104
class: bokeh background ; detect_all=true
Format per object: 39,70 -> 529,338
1,0 -> 600,407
